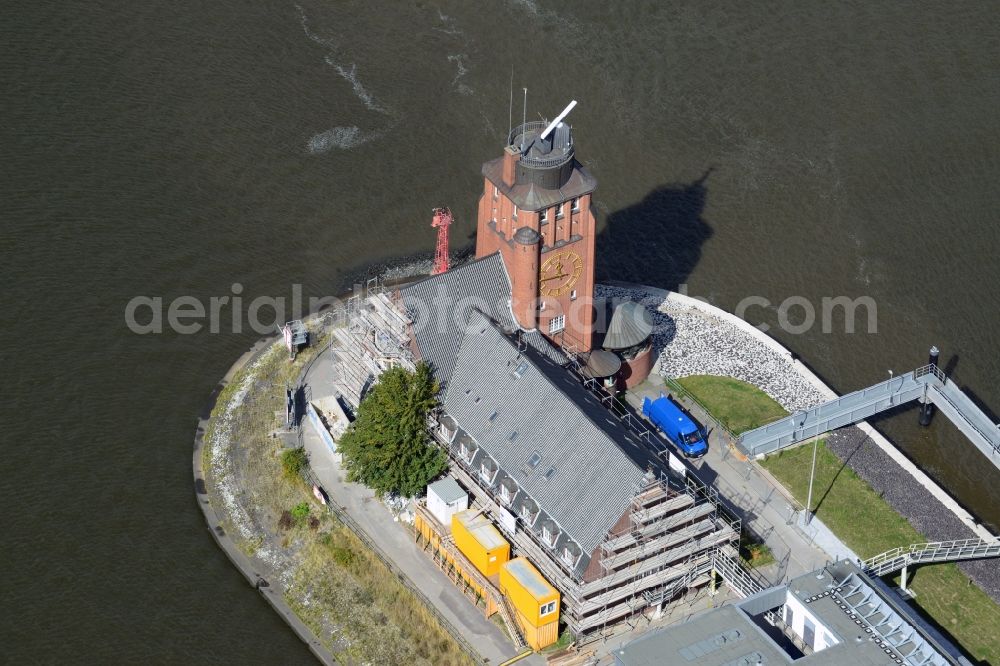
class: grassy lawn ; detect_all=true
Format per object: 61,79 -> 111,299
762,441 -> 1000,664
674,375 -> 788,434
288,524 -> 472,666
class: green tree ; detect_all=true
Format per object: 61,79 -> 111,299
337,362 -> 447,497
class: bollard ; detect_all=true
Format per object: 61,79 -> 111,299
919,345 -> 940,426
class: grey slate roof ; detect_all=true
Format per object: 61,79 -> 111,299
398,252 -> 564,387
427,477 -> 466,504
445,309 -> 647,557
602,300 -> 653,350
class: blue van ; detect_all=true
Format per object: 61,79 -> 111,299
642,394 -> 709,458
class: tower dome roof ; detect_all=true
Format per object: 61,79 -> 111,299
603,301 -> 653,350
513,226 -> 541,245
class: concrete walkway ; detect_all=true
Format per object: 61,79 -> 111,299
626,374 -> 859,585
301,350 -> 536,665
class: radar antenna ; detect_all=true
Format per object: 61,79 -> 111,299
540,100 -> 577,140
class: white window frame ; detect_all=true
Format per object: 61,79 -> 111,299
548,315 -> 565,334
493,185 -> 499,199
569,289 -> 577,301
561,547 -> 575,566
555,203 -> 564,219
480,461 -> 492,482
540,208 -> 549,223
499,483 -> 513,502
540,601 -> 557,617
512,204 -> 518,219
571,197 -> 580,212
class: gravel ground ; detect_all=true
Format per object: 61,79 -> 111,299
826,426 -> 1000,604
599,283 -> 1000,605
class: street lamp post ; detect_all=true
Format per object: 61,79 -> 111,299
805,436 -> 819,525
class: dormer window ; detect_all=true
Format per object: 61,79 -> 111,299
479,460 -> 494,483
561,546 -> 576,567
499,481 -> 515,503
541,524 -> 556,546
459,441 -> 475,463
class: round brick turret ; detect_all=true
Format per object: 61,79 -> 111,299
511,227 -> 540,331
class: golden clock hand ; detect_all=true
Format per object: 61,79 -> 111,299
541,273 -> 568,282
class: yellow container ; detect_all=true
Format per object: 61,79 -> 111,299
451,510 -> 510,577
499,557 -> 560,650
415,511 -> 498,617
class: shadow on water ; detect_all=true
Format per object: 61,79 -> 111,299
595,168 -> 714,290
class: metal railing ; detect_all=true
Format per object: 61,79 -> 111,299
711,547 -> 765,598
863,537 -> 1000,577
507,121 -> 575,169
913,363 -> 947,383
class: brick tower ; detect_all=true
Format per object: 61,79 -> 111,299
475,103 -> 598,353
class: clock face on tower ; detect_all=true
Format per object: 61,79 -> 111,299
540,251 -> 583,297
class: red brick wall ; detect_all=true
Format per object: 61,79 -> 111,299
476,177 -> 596,352
619,344 -> 653,389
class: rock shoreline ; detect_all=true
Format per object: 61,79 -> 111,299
192,333 -> 337,665
826,427 -> 1000,604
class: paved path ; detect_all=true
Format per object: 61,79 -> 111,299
627,374 -> 858,585
301,350 -> 536,665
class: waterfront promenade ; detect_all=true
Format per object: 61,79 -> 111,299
301,347 -> 538,666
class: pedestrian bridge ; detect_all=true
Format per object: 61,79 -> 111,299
737,364 -> 1000,469
863,536 -> 1000,577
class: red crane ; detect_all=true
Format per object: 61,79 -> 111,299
431,207 -> 453,275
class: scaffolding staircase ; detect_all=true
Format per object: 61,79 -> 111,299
711,546 -> 765,598
863,536 -> 1000,577
497,594 -> 528,652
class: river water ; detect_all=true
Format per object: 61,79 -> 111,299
4,1 -> 998,661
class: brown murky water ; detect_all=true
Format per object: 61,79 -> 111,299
3,0 -> 998,661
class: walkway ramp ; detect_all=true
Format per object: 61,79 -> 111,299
738,365 -> 1000,469
863,537 -> 1000,577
